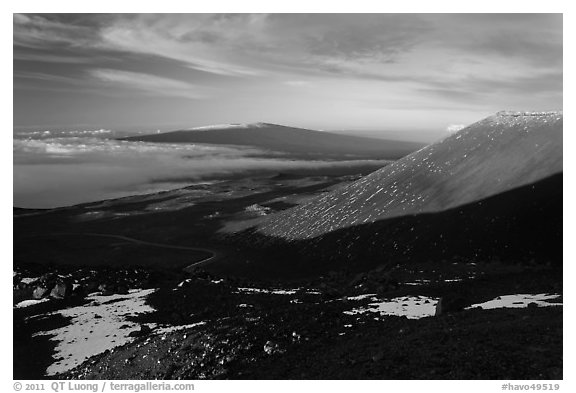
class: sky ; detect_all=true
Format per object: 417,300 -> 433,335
14,13 -> 562,141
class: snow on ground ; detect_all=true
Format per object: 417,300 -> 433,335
347,294 -> 378,301
245,204 -> 272,216
467,294 -> 562,310
343,293 -> 563,320
236,287 -> 320,295
344,295 -> 439,319
31,289 -> 156,376
15,298 -> 50,308
404,280 -> 431,286
236,287 -> 298,295
20,277 -> 40,285
186,123 -> 252,131
155,321 -> 207,335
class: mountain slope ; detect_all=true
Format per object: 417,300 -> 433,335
121,123 -> 423,159
255,111 -> 562,240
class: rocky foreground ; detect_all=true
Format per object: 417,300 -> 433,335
14,258 -> 562,380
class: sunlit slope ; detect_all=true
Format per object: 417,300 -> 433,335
257,112 -> 562,240
121,123 -> 422,159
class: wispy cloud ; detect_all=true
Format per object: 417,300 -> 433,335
90,69 -> 209,99
13,13 -> 94,48
14,71 -> 84,85
13,51 -> 94,64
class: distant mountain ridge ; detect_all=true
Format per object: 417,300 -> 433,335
120,123 -> 423,159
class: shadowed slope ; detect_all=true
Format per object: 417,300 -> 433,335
121,123 -> 423,159
255,112 -> 562,240
213,173 -> 562,279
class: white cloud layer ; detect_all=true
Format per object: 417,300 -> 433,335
14,137 -> 388,208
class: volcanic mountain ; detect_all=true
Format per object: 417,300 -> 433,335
121,123 -> 423,159
256,111 -> 563,240
216,112 -> 562,277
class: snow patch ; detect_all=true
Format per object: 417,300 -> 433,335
32,288 -> 156,376
404,279 -> 431,286
344,295 -> 439,320
15,298 -> 50,308
347,294 -> 377,301
245,204 -> 272,216
20,277 -> 40,285
236,287 -> 298,295
467,293 -> 562,310
155,321 -> 206,335
186,123 -> 269,131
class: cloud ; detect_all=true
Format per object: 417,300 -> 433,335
14,71 -> 84,85
13,13 -> 95,48
111,14 -> 428,79
446,124 -> 466,133
14,129 -> 113,139
97,14 -> 265,76
13,51 -> 94,64
13,14 -> 563,132
13,137 -> 389,208
90,69 -> 209,99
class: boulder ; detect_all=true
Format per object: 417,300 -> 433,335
98,283 -> 115,296
33,286 -> 50,299
50,281 -> 72,299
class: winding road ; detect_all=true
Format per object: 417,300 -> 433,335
24,232 -> 223,271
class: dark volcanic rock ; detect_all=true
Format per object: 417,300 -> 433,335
50,280 -> 73,299
32,286 -> 50,299
435,296 -> 469,315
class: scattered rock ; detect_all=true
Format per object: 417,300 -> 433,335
32,286 -> 50,299
263,341 -> 284,355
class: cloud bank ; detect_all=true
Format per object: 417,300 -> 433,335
14,137 -> 389,208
